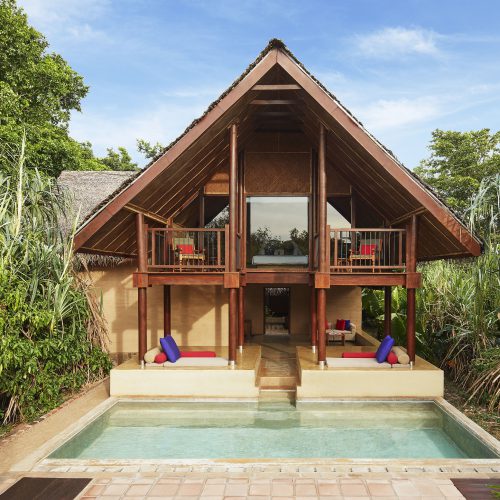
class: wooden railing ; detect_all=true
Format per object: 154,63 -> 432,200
147,227 -> 227,272
330,228 -> 406,273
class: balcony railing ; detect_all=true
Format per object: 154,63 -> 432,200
147,227 -> 227,272
330,228 -> 406,272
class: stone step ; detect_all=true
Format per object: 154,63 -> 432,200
257,375 -> 297,388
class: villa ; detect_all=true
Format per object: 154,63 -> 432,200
67,39 -> 482,401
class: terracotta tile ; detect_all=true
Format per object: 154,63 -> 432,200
366,483 -> 396,496
177,482 -> 204,496
295,483 -> 318,496
125,483 -> 152,496
202,483 -> 226,496
318,482 -> 340,496
340,483 -> 368,496
84,485 -> 106,496
272,483 -> 294,496
148,483 -> 179,496
249,483 -> 271,495
102,483 -> 129,496
391,480 -> 420,497
224,483 -> 249,496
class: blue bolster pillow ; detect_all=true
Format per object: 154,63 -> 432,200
375,335 -> 395,363
160,336 -> 181,363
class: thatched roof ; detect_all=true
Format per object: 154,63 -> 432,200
58,170 -> 136,224
73,39 -> 482,260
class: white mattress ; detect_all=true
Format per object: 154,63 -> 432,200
164,357 -> 228,367
252,255 -> 308,265
326,358 -> 391,368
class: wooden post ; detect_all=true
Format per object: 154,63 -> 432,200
351,190 -> 356,228
317,123 -> 327,366
136,213 -> 147,364
238,151 -> 245,270
310,287 -> 317,350
228,123 -> 238,365
384,286 -> 392,338
238,287 -> 245,350
406,215 -> 418,363
163,285 -> 171,336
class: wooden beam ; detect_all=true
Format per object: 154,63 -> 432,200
252,84 -> 301,91
318,123 -> 328,274
310,287 -> 317,348
136,213 -> 147,364
79,247 -> 136,259
330,274 -> 406,287
390,207 -> 427,226
238,287 -> 245,349
250,99 -> 297,105
317,289 -> 326,366
124,203 -> 169,226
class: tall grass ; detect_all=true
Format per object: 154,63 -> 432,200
0,138 -> 111,424
363,174 -> 500,412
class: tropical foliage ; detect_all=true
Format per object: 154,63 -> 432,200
0,0 -> 137,176
363,174 -> 500,411
0,140 -> 111,424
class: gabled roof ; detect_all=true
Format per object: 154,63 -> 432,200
74,39 -> 482,261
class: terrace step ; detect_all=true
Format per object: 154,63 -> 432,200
257,375 -> 297,388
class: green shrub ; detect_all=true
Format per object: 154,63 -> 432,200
0,139 -> 111,424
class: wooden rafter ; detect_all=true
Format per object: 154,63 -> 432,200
124,203 -> 169,225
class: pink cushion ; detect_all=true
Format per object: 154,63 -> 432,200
154,352 -> 167,364
360,244 -> 377,255
180,351 -> 216,358
386,352 -> 398,364
336,319 -> 346,330
177,244 -> 194,254
342,352 -> 376,358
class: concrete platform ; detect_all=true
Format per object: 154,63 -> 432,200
297,334 -> 444,400
110,346 -> 261,398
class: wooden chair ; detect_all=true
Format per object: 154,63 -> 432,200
173,236 -> 205,269
349,238 -> 382,272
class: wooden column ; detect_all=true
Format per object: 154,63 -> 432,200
317,123 -> 327,365
406,215 -> 418,363
350,190 -> 356,228
228,123 -> 238,365
163,285 -> 171,336
384,286 -> 392,338
199,188 -> 205,228
136,213 -> 147,364
310,287 -> 317,350
238,287 -> 245,349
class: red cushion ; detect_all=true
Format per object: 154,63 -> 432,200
180,351 -> 216,358
336,319 -> 346,330
386,352 -> 398,365
360,244 -> 377,255
154,352 -> 167,364
177,244 -> 194,254
325,320 -> 329,329
342,352 -> 376,358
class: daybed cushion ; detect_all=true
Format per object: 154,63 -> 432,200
386,352 -> 398,365
180,351 -> 216,357
160,336 -> 181,363
163,357 -> 228,367
342,352 -> 376,358
335,319 -> 346,330
392,346 -> 410,365
144,347 -> 161,363
376,335 -> 394,363
154,352 -> 167,364
327,358 -> 391,368
344,319 -> 351,330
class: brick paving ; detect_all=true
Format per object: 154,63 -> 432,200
2,469 -> 500,499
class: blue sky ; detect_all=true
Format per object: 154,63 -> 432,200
18,0 -> 500,169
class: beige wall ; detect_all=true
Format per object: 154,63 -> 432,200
88,264 -> 228,353
88,264 -> 362,353
245,284 -> 362,336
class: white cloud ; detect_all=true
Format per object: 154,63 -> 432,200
359,97 -> 442,131
18,0 -> 109,41
353,27 -> 440,58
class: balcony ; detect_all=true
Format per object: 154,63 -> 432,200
329,228 -> 406,273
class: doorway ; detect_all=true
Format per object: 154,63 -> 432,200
264,287 -> 290,335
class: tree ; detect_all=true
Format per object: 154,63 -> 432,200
415,129 -> 500,216
0,0 -> 107,176
99,147 -> 138,171
137,139 -> 165,160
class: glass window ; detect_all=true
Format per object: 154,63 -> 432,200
247,197 -> 308,267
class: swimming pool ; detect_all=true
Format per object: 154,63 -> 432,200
49,401 -> 499,460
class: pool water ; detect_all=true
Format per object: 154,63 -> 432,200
50,401 -> 498,460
